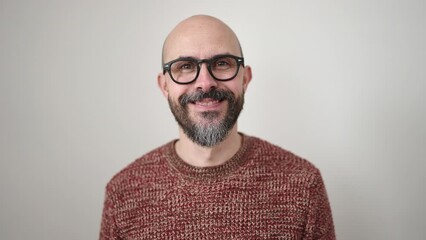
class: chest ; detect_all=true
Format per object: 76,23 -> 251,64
114,177 -> 311,239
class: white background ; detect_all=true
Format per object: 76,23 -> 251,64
1,1 -> 425,239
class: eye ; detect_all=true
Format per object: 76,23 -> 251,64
172,60 -> 197,73
217,61 -> 229,67
181,63 -> 193,70
213,57 -> 234,70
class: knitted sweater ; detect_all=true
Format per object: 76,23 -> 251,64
100,135 -> 335,239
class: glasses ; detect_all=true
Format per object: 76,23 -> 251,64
163,54 -> 244,84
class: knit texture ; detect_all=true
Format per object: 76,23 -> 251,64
100,134 -> 335,239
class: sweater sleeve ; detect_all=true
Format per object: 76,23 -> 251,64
99,186 -> 121,240
303,171 -> 336,240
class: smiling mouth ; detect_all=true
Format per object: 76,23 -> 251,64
192,98 -> 223,106
180,88 -> 231,107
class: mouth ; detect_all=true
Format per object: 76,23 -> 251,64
179,89 -> 232,110
191,98 -> 223,106
189,98 -> 225,112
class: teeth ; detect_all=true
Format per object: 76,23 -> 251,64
196,99 -> 219,106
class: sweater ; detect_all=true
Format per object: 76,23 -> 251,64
99,134 -> 335,239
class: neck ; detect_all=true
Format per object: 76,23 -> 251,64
175,125 -> 242,167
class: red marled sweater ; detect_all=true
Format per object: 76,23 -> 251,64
100,134 -> 335,239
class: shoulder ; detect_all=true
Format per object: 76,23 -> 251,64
246,135 -> 320,177
104,141 -> 174,194
244,135 -> 327,194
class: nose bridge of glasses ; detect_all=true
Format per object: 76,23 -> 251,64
196,58 -> 214,77
197,59 -> 211,69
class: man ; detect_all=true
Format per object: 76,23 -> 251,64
100,15 -> 335,239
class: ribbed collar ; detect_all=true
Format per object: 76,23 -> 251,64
165,134 -> 253,181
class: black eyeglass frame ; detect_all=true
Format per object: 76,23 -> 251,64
162,54 -> 245,85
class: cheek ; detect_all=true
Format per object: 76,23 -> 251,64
167,86 -> 189,103
221,80 -> 244,95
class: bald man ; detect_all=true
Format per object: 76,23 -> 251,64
100,15 -> 335,239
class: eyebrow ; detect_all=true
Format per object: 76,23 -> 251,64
177,52 -> 234,60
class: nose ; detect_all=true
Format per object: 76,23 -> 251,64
195,63 -> 218,92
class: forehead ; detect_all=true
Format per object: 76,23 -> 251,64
163,18 -> 241,61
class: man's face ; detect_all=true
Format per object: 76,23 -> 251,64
158,16 -> 252,147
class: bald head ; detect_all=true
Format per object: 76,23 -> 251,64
162,15 -> 243,65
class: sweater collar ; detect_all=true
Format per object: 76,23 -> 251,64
165,133 -> 253,180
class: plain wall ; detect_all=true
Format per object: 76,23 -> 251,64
1,0 -> 425,239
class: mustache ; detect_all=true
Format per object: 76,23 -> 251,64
179,89 -> 235,106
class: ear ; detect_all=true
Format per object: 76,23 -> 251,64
157,72 -> 169,98
242,65 -> 252,92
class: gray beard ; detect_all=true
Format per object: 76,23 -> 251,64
168,89 -> 244,147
